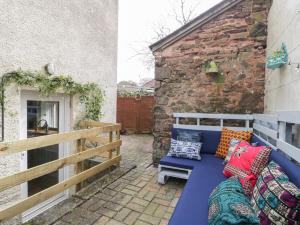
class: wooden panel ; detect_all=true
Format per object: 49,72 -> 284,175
0,155 -> 121,222
0,140 -> 121,192
78,120 -> 117,128
138,96 -> 154,133
0,125 -> 121,156
277,140 -> 300,163
117,96 -> 154,133
253,123 -> 278,139
117,97 -> 138,131
86,136 -> 111,145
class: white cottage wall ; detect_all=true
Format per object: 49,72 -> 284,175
0,0 -> 118,220
265,0 -> 300,147
265,0 -> 300,112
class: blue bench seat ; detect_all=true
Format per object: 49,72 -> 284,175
161,154 -> 226,225
160,129 -> 300,225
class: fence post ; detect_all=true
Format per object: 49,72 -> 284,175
116,129 -> 121,166
109,131 -> 113,159
76,138 -> 85,191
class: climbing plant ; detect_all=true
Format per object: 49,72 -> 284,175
0,70 -> 105,120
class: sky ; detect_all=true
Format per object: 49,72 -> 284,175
117,0 -> 223,83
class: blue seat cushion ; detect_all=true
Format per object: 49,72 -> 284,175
164,154 -> 226,225
172,128 -> 221,154
160,153 -> 224,170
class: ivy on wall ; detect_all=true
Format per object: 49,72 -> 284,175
0,70 -> 105,121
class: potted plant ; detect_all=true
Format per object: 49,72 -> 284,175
267,43 -> 288,70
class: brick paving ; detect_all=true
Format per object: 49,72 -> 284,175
28,135 -> 185,225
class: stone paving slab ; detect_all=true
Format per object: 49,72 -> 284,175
25,135 -> 185,225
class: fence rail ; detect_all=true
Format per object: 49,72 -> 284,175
0,120 -> 121,222
173,113 -> 253,131
173,112 -> 300,163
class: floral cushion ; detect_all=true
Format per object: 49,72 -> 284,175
167,139 -> 202,160
224,138 -> 241,164
251,161 -> 300,225
176,130 -> 202,143
208,177 -> 259,225
215,128 -> 252,158
224,139 -> 260,164
223,141 -> 271,195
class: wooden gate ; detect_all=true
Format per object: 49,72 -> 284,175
117,96 -> 154,134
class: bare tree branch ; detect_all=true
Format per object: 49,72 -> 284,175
132,0 -> 199,70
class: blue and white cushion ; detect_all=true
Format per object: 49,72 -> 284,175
176,130 -> 202,143
167,139 -> 202,160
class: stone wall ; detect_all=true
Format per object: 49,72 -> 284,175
152,0 -> 271,164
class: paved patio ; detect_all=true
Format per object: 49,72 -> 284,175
28,134 -> 185,225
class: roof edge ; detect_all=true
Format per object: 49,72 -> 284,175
149,0 -> 243,52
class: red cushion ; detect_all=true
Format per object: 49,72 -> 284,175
223,141 -> 271,195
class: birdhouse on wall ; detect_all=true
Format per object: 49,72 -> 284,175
205,60 -> 219,74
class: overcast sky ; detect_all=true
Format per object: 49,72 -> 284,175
117,0 -> 223,83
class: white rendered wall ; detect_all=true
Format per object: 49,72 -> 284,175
0,0 -> 118,221
265,0 -> 300,112
265,0 -> 300,148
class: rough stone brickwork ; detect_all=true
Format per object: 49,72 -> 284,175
152,0 -> 271,164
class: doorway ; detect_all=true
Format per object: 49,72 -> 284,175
20,91 -> 71,222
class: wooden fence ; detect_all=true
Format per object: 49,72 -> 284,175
0,120 -> 121,222
117,96 -> 154,133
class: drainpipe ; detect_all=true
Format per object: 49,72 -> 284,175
1,73 -> 9,142
1,75 -> 4,142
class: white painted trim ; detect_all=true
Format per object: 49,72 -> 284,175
173,124 -> 253,132
158,165 -> 192,184
20,90 -> 71,223
277,140 -> 300,163
173,113 -> 253,120
253,134 -> 278,150
278,111 -> 300,124
169,112 -> 300,167
253,114 -> 278,124
253,123 -> 278,139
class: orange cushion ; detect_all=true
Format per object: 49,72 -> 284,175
215,128 -> 252,158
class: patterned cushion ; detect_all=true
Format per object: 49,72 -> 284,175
251,161 -> 300,225
176,130 -> 202,143
224,139 -> 260,164
215,128 -> 252,158
223,141 -> 271,195
224,138 -> 241,164
167,139 -> 202,160
208,177 -> 259,225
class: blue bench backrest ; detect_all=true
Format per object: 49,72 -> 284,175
251,135 -> 300,188
172,128 -> 300,188
172,128 -> 221,154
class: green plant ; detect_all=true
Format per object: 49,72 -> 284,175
267,43 -> 288,70
0,70 -> 105,121
117,89 -> 153,97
